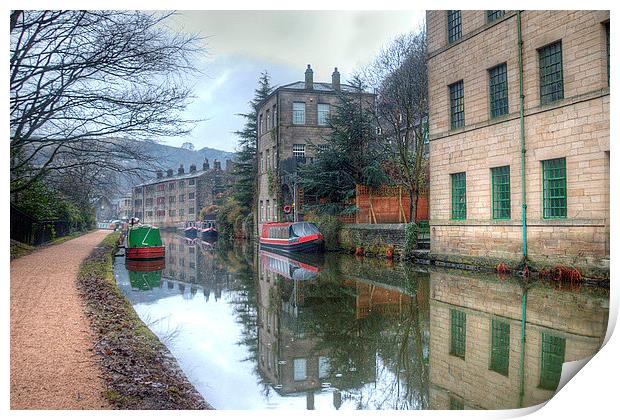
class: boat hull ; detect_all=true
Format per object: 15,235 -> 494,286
126,246 -> 165,260
184,227 -> 197,239
201,229 -> 218,241
259,238 -> 325,254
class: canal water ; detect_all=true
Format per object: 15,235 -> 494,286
113,231 -> 609,410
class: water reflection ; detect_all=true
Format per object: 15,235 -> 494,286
113,232 -> 609,410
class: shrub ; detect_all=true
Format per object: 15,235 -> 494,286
404,222 -> 418,258
311,214 -> 342,251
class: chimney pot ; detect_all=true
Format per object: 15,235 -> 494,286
305,64 -> 313,90
203,158 -> 210,171
214,159 -> 221,171
178,164 -> 184,175
190,164 -> 196,173
166,169 -> 173,177
332,67 -> 341,91
156,170 -> 163,179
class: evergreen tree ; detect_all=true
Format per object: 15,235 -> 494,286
232,72 -> 273,215
298,77 -> 386,215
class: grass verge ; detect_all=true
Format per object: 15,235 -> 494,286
77,232 -> 211,410
10,229 -> 94,260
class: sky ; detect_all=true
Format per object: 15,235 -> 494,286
161,10 -> 425,152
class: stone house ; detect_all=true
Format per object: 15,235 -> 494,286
426,10 -> 610,276
255,65 -> 376,235
131,159 -> 234,228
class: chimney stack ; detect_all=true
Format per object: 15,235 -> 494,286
189,163 -> 196,173
332,67 -> 340,91
305,64 -> 313,90
225,159 -> 232,172
156,170 -> 163,179
203,158 -> 210,171
214,159 -> 221,171
178,164 -> 185,175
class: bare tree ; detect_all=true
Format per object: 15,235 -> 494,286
364,31 -> 428,221
10,10 -> 204,194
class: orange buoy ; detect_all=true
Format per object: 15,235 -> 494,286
355,246 -> 364,256
386,246 -> 394,259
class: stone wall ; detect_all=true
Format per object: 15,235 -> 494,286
338,223 -> 406,257
426,10 -> 610,278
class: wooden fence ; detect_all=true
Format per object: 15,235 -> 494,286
354,185 -> 429,224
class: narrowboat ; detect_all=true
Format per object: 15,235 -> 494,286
126,224 -> 165,260
260,249 -> 324,281
259,222 -> 325,253
200,220 -> 218,241
125,259 -> 165,291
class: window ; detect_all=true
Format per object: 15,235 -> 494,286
538,41 -> 564,105
487,10 -> 505,22
157,184 -> 165,191
451,172 -> 466,220
189,192 -> 195,200
266,109 -> 270,129
449,80 -> 465,129
259,201 -> 264,222
168,182 -> 175,190
539,333 -> 565,390
293,102 -> 305,124
492,166 -> 511,219
146,211 -> 153,217
189,179 -> 195,186
318,103 -> 330,125
272,106 -> 276,128
259,114 -> 263,134
606,22 -> 610,86
146,185 -> 155,193
179,208 -> 184,217
542,158 -> 567,218
447,11 -> 461,43
450,309 -> 466,359
179,180 -> 185,187
156,197 -> 165,205
450,397 -> 464,410
266,200 -> 270,222
179,194 -> 185,202
169,195 -> 176,204
259,152 -> 263,172
489,63 -> 508,118
157,210 -> 165,217
490,319 -> 510,376
169,209 -> 176,217
265,149 -> 270,169
189,207 -> 194,214
293,358 -> 307,381
293,144 -> 306,159
134,199 -> 142,207
318,144 -> 329,153
319,356 -> 330,379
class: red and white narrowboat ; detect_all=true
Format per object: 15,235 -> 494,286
259,222 -> 325,254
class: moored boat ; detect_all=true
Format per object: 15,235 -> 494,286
260,249 -> 324,281
200,220 -> 218,241
259,222 -> 325,253
184,225 -> 198,239
126,224 -> 165,260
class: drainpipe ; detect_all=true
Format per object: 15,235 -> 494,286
517,11 -> 528,261
519,285 -> 528,407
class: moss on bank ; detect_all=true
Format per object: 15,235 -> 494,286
77,232 -> 211,410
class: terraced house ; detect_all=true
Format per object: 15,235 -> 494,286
255,65 -> 375,234
427,10 -> 610,277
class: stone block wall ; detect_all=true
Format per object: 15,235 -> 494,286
338,223 -> 406,257
426,10 -> 610,278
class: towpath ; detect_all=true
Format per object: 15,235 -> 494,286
10,230 -> 111,409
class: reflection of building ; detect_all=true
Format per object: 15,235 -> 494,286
428,270 -> 608,409
255,64 -> 375,233
427,11 -> 610,274
132,160 -> 234,227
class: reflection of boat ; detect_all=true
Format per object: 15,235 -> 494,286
259,222 -> 325,253
260,249 -> 324,281
126,259 -> 165,272
184,224 -> 198,239
126,224 -> 165,259
126,257 -> 165,290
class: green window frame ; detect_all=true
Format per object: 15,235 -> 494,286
542,158 -> 567,219
538,41 -> 564,105
606,22 -> 610,86
450,396 -> 464,410
487,10 -> 505,22
450,309 -> 466,359
539,333 -> 566,390
489,63 -> 509,118
449,80 -> 465,129
447,11 -> 461,43
492,166 -> 511,219
451,172 -> 466,220
490,319 -> 510,376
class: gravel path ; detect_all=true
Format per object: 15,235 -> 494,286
10,230 -> 111,409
